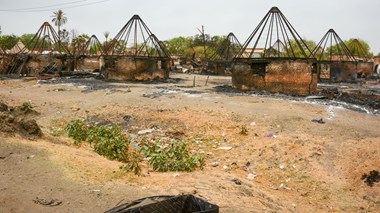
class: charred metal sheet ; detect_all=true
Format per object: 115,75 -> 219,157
106,14 -> 170,59
235,7 -> 313,60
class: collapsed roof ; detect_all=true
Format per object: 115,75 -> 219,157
311,29 -> 355,62
235,7 -> 313,59
106,15 -> 170,59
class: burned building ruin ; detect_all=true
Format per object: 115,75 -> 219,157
311,29 -> 373,82
232,7 -> 317,96
74,35 -> 104,72
5,22 -> 72,76
347,38 -> 374,77
207,32 -> 242,75
103,15 -> 171,81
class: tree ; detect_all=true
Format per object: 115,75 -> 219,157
71,34 -> 89,55
51,10 -> 67,42
0,35 -> 19,50
166,36 -> 191,55
103,31 -> 110,51
285,39 -> 317,58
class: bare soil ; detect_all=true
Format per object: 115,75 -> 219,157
0,73 -> 379,213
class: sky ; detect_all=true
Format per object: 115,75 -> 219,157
0,0 -> 379,54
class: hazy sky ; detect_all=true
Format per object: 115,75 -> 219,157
0,0 -> 379,54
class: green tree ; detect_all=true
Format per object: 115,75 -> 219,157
166,36 -> 191,55
0,35 -> 19,50
19,34 -> 35,49
51,10 -> 67,42
285,39 -> 317,58
71,34 -> 89,55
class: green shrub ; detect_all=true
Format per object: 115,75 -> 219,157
141,140 -> 204,172
65,119 -> 88,145
88,125 -> 129,162
19,102 -> 33,111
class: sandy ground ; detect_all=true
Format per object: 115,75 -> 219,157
0,73 -> 379,213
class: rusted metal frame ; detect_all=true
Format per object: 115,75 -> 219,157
311,30 -> 329,60
137,20 -> 151,57
334,33 -> 355,61
349,39 -> 369,59
277,14 -> 295,57
278,12 -> 309,58
275,13 -> 281,57
250,15 -> 271,58
237,10 -> 270,58
277,14 -> 290,57
332,33 -> 344,61
263,12 -> 275,57
110,17 -> 133,55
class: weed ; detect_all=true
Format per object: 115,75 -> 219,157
141,139 -> 205,172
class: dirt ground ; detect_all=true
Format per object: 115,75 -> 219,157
0,72 -> 379,213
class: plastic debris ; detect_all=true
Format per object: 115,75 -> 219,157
247,172 -> 257,180
218,146 -> 232,150
250,121 -> 256,126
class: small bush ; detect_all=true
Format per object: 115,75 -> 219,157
65,120 -> 129,162
19,102 -> 33,111
141,140 -> 205,172
88,125 -> 129,162
65,119 -> 88,145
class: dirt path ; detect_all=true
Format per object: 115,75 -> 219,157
0,73 -> 379,212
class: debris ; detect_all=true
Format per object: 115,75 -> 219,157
279,183 -> 291,190
223,165 -> 229,170
279,163 -> 285,170
123,115 -> 133,122
218,146 -> 232,150
250,121 -> 256,126
242,162 -> 256,172
211,162 -> 220,167
232,178 -> 242,185
33,197 -> 62,206
173,173 -> 180,178
137,129 -> 155,135
27,155 -> 35,159
266,132 -> 277,138
305,95 -> 326,100
311,118 -> 325,124
361,170 -> 380,187
247,172 -> 257,180
104,194 -> 219,213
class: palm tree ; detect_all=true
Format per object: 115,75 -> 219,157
51,10 -> 67,43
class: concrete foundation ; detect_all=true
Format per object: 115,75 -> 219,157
104,56 -> 170,81
232,59 -> 317,95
